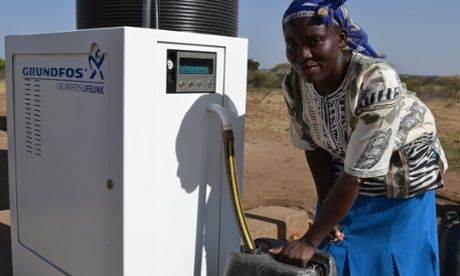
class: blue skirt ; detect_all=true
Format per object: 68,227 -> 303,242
318,191 -> 439,276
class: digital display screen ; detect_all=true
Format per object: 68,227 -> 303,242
179,58 -> 213,74
179,66 -> 210,74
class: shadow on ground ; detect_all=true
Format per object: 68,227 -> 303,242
0,149 -> 8,211
0,116 -> 6,132
246,213 -> 287,241
0,222 -> 12,276
0,120 -> 11,275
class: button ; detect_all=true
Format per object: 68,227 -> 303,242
197,81 -> 202,87
207,81 -> 213,88
179,81 -> 185,88
188,81 -> 194,88
167,59 -> 174,70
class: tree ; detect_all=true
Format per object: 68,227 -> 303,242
270,63 -> 291,84
270,63 -> 291,76
247,59 -> 260,72
446,75 -> 460,103
0,58 -> 5,79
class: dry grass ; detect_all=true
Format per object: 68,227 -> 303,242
425,99 -> 460,170
0,79 -> 5,116
246,89 -> 290,135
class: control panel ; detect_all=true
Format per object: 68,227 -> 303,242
166,50 -> 216,93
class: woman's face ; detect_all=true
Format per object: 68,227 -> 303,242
284,17 -> 346,84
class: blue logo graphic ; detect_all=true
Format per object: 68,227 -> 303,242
88,49 -> 105,80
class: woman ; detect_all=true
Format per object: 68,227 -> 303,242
270,0 -> 448,275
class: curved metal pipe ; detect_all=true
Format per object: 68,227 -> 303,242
207,103 -> 233,131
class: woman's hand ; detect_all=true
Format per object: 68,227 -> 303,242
269,238 -> 316,268
268,225 -> 344,268
328,225 -> 345,242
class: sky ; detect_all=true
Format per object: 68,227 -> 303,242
0,0 -> 459,76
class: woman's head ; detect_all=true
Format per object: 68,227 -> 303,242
284,16 -> 347,83
282,0 -> 382,83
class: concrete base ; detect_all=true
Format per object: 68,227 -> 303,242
0,210 -> 10,225
246,206 -> 311,242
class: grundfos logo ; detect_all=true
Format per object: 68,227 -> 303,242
21,48 -> 107,95
22,49 -> 106,81
22,66 -> 85,79
88,49 -> 105,80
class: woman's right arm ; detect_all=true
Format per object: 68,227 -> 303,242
305,148 -> 334,206
305,148 -> 345,241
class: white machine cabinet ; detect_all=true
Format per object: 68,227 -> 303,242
5,27 -> 247,276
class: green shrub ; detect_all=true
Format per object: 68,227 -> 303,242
400,75 -> 460,101
0,59 -> 4,79
247,59 -> 260,72
247,70 -> 280,89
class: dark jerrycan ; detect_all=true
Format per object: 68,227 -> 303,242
223,238 -> 337,276
438,210 -> 460,275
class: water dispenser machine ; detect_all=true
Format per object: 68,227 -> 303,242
6,28 -> 247,275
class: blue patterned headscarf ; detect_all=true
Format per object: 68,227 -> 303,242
283,0 -> 383,58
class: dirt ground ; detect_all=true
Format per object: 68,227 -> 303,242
242,89 -> 460,218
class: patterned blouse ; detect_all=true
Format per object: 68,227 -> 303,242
282,52 -> 448,198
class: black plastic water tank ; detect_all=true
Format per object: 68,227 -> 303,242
76,0 -> 239,37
